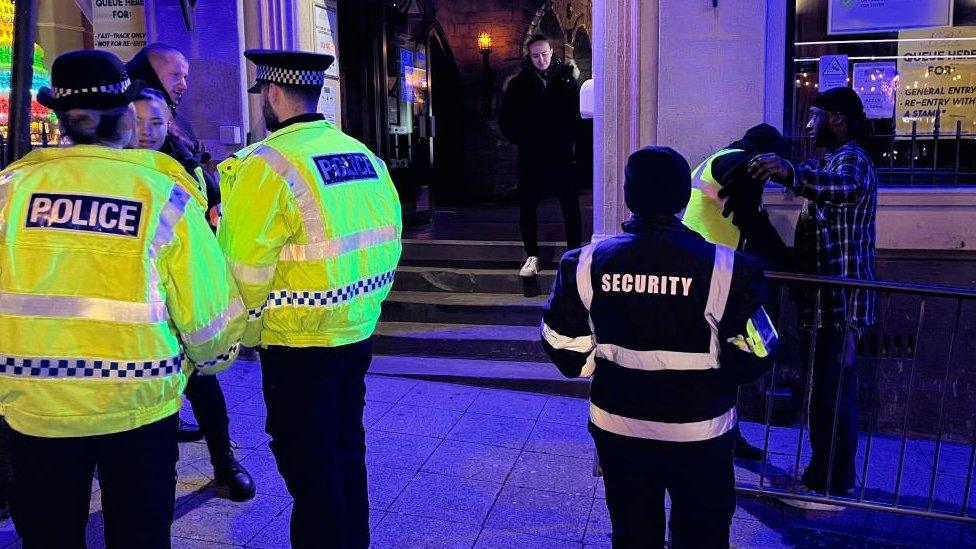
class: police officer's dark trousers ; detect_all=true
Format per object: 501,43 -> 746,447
183,372 -> 233,461
800,326 -> 858,494
8,414 -> 178,549
260,339 -> 372,549
592,427 -> 737,549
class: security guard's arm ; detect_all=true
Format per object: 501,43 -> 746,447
217,154 -> 300,347
717,254 -> 779,385
541,248 -> 596,378
158,187 -> 246,375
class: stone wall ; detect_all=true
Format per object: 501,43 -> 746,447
435,0 -> 591,201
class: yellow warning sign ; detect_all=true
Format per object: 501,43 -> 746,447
897,26 -> 976,136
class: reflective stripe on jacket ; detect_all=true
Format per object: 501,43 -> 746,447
217,119 -> 402,348
0,145 -> 245,437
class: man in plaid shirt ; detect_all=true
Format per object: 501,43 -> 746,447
749,87 -> 877,510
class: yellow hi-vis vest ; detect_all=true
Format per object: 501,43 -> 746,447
682,149 -> 743,250
0,145 -> 246,438
217,119 -> 402,348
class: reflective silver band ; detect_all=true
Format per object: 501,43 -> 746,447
589,402 -> 737,443
0,292 -> 168,324
182,298 -> 246,346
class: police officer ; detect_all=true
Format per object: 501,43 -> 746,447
217,50 -> 402,549
0,49 -> 245,548
542,147 -> 777,548
681,124 -> 789,462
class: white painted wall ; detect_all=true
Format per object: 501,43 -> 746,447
765,187 -> 976,251
656,0 -> 771,168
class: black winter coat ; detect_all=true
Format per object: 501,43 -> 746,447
499,58 -> 580,193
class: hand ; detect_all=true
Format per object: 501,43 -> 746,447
748,153 -> 792,185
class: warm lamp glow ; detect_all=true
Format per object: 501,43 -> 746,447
477,31 -> 492,53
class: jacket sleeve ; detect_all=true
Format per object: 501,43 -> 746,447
216,154 -> 301,347
786,149 -> 871,207
498,79 -> 523,145
717,253 -> 778,385
158,186 -> 246,375
541,248 -> 596,378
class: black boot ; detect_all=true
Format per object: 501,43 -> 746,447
733,433 -> 766,461
208,432 -> 255,502
177,418 -> 204,443
213,450 -> 256,502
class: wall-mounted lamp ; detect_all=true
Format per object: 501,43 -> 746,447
478,31 -> 494,116
477,31 -> 493,54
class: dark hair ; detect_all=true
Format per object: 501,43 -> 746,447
847,112 -> 872,142
275,83 -> 322,109
56,106 -> 131,147
133,88 -> 169,110
527,34 -> 551,49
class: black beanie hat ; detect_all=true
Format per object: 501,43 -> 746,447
730,123 -> 789,158
812,87 -> 866,120
624,146 -> 692,217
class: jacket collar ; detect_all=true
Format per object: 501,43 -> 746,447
267,112 -> 326,133
621,214 -> 703,239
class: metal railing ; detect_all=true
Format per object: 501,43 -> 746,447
789,115 -> 976,186
735,271 -> 976,523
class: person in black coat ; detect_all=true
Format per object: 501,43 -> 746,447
499,35 -> 582,277
126,43 -> 255,503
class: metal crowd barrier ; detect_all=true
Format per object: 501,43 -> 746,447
735,271 -> 976,524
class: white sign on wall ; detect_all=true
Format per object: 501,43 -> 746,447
819,54 -> 849,92
852,62 -> 898,119
313,4 -> 339,78
828,0 -> 953,35
93,0 -> 147,61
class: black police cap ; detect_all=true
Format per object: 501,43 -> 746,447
243,49 -> 335,94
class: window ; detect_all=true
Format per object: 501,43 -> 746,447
790,0 -> 976,184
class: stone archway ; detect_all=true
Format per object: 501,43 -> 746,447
521,0 -> 592,79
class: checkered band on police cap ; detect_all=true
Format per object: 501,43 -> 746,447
52,78 -> 131,99
256,65 -> 325,87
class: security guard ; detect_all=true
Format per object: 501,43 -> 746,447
681,124 -> 789,462
217,50 -> 402,549
0,50 -> 244,548
682,124 -> 788,250
542,147 -> 777,548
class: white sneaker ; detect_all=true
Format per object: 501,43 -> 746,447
519,256 -> 540,277
779,485 -> 846,512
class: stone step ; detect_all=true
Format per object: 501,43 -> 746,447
401,239 -> 568,267
374,322 -> 548,362
368,354 -> 587,397
393,265 -> 557,294
380,291 -> 546,326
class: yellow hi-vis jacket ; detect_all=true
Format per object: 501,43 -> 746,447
0,145 -> 246,438
682,149 -> 743,250
217,119 -> 402,348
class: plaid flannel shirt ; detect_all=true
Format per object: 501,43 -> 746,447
786,141 -> 878,330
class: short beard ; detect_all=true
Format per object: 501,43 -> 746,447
262,100 -> 279,132
813,124 -> 833,149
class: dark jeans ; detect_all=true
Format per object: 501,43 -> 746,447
800,326 -> 859,494
0,418 -> 11,511
9,415 -> 178,549
518,186 -> 583,257
184,371 -> 232,465
592,427 -> 737,549
260,340 -> 372,549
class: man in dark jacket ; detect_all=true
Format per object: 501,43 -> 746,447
499,35 -> 582,278
681,124 -> 790,463
126,43 -> 255,503
542,146 -> 778,548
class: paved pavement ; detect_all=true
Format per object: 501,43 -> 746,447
1,357 -> 975,548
